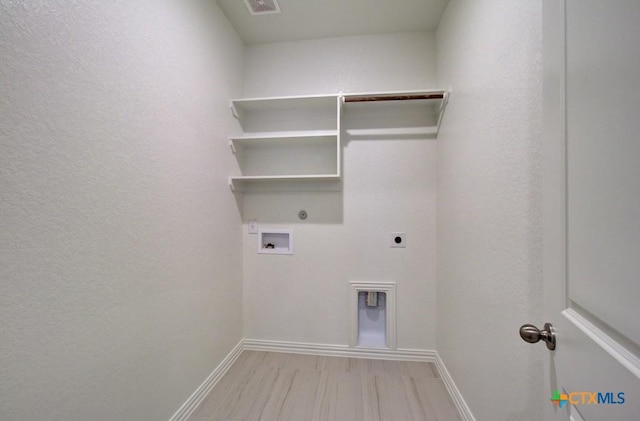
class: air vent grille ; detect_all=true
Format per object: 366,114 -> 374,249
243,0 -> 281,15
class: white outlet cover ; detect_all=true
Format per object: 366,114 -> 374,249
390,233 -> 406,248
248,220 -> 258,234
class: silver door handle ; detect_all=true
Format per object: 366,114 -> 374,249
519,323 -> 556,350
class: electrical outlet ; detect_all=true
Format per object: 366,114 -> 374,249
390,233 -> 406,248
248,220 -> 258,234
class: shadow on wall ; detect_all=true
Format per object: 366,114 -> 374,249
240,190 -> 344,224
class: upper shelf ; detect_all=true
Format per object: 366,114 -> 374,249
343,89 -> 446,103
229,90 -> 449,137
230,90 -> 447,114
342,89 -> 449,139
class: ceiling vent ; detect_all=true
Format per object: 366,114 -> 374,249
243,0 -> 281,15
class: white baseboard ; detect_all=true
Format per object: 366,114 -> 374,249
434,352 -> 476,421
168,340 -> 244,421
243,338 -> 436,361
244,339 -> 475,420
170,339 -> 475,421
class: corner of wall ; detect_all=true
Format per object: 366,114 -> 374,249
434,1 -> 544,420
1,1 -> 245,419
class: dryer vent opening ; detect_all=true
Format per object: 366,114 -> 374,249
358,291 -> 387,348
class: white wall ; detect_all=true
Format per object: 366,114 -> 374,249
241,33 -> 439,350
0,1 -> 243,420
436,1 -> 544,420
243,32 -> 437,97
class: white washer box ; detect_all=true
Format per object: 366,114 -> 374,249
257,229 -> 293,255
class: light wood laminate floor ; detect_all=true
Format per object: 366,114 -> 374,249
189,351 -> 461,421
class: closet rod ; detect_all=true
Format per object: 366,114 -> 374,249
344,93 -> 444,103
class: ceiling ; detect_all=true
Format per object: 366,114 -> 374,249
215,0 -> 449,45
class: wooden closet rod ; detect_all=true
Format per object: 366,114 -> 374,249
344,93 -> 444,103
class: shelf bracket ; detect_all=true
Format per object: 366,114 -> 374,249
228,178 -> 236,192
229,101 -> 239,120
229,140 -> 237,155
435,91 -> 450,137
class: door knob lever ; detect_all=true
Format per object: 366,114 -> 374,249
519,323 -> 556,350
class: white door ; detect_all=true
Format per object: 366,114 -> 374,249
542,0 -> 640,420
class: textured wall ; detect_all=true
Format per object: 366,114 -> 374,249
241,33 -> 439,350
435,1 -> 544,420
0,1 -> 243,420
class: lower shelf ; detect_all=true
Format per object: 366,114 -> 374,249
229,174 -> 341,192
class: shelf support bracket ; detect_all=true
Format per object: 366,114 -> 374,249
435,91 -> 450,137
230,101 -> 239,120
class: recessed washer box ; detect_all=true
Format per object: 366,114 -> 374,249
258,229 -> 293,255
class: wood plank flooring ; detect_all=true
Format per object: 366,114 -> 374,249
189,351 -> 461,421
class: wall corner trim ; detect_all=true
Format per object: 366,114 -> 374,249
168,340 -> 244,421
434,352 -> 477,421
